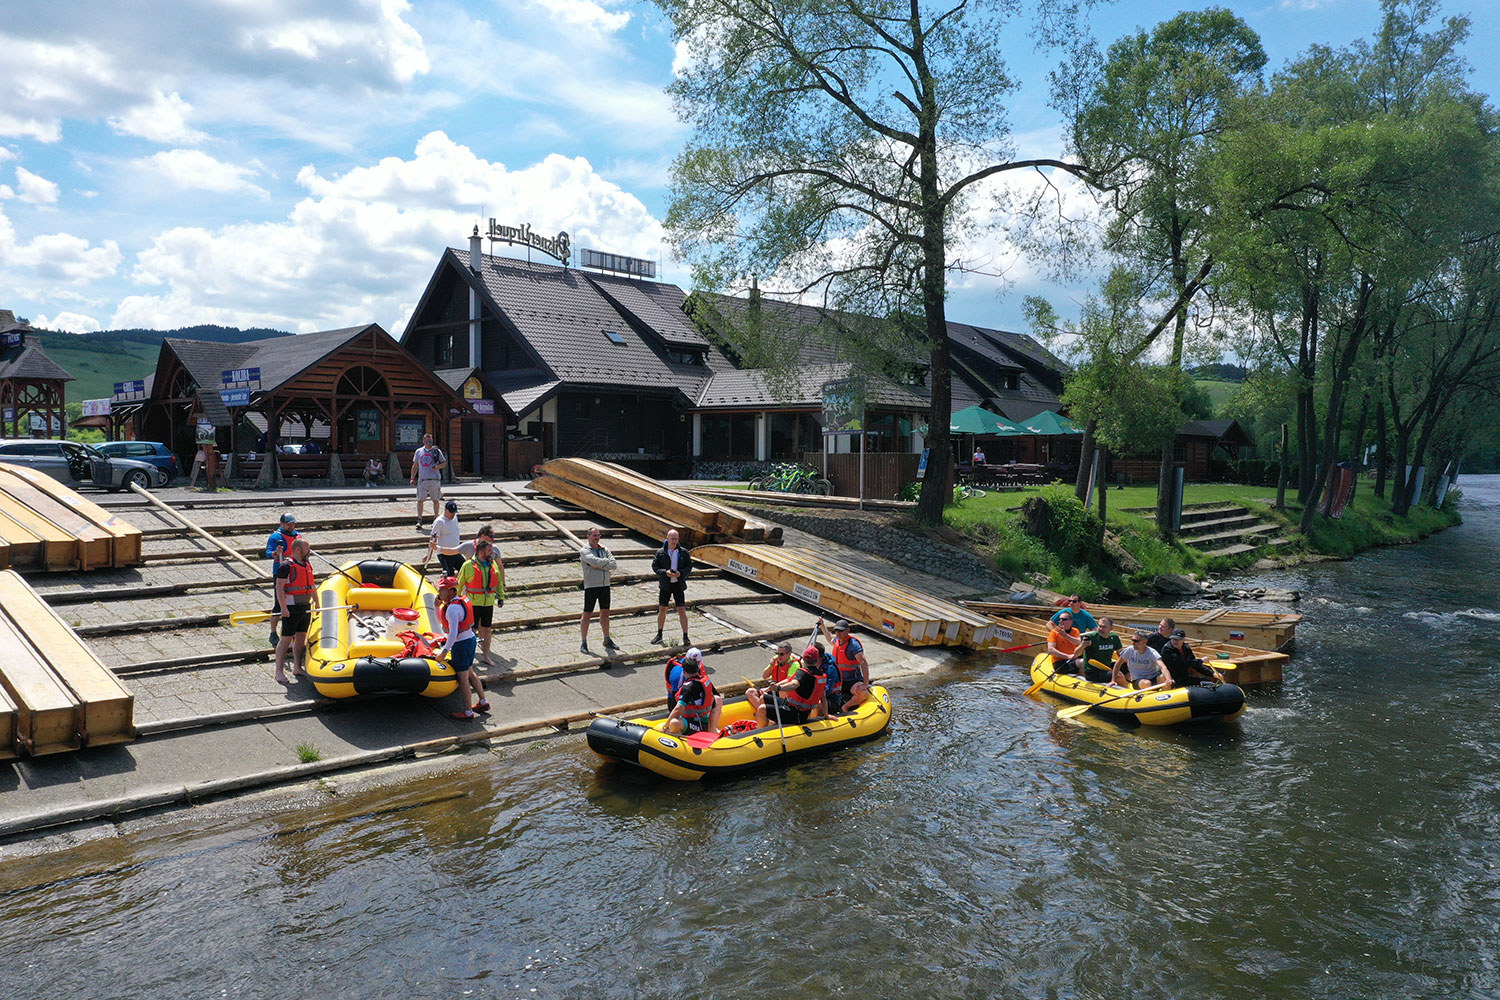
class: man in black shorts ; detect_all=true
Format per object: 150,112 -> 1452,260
579,526 -> 619,655
273,538 -> 316,684
650,529 -> 693,646
749,648 -> 828,728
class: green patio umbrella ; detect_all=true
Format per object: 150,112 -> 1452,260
1016,410 -> 1083,435
950,404 -> 1022,435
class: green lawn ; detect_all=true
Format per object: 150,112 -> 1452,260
1193,377 -> 1240,415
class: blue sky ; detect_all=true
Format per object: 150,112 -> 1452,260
1,0 -> 1495,339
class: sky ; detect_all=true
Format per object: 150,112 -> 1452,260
1,0 -> 1496,340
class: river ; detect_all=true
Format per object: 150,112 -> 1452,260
3,477 -> 1498,1000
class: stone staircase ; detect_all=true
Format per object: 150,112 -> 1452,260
1122,502 -> 1296,559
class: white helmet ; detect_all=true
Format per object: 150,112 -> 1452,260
684,647 -> 702,661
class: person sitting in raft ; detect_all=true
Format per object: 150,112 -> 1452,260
1112,631 -> 1171,690
433,575 -> 490,720
665,651 -> 721,735
761,641 -> 798,685
664,647 -> 723,725
1146,617 -> 1177,653
1082,615 -> 1123,684
1047,611 -> 1091,676
818,617 -> 871,713
748,647 -> 828,728
1049,595 -> 1097,634
1160,629 -> 1224,687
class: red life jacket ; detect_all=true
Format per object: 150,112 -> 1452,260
464,561 -> 500,598
833,635 -> 863,680
664,656 -> 703,699
440,595 -> 475,635
781,668 -> 826,710
283,560 -> 314,599
678,677 -> 716,718
767,654 -> 794,684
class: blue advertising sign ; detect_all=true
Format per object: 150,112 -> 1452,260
221,366 -> 261,386
916,447 -> 930,480
219,388 -> 251,408
113,379 -> 146,398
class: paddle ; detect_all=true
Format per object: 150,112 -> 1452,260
998,639 -> 1049,655
229,604 -> 352,626
309,550 -> 384,633
1057,685 -> 1150,720
1207,659 -> 1237,670
743,672 -> 788,754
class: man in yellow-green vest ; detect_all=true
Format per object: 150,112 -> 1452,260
456,535 -> 505,666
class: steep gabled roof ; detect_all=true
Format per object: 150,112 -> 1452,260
584,272 -> 710,350
0,340 -> 75,382
697,363 -> 929,410
1180,418 -> 1251,445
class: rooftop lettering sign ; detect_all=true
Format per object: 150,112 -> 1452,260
487,219 -> 570,264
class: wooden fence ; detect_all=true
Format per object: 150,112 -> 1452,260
798,451 -> 948,500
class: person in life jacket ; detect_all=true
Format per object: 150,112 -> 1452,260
818,617 -> 871,712
760,641 -> 798,685
665,647 -> 721,735
435,576 -> 490,720
749,644 -> 828,727
273,537 -> 316,684
263,512 -> 300,648
456,535 -> 505,666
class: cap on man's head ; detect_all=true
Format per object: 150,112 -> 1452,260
437,575 -> 459,589
279,513 -> 296,524
1172,628 -> 1187,638
833,619 -> 851,632
684,647 -> 702,662
444,500 -> 459,512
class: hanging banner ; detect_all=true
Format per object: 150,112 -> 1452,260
82,398 -> 112,417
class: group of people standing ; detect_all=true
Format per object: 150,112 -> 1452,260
1046,596 -> 1226,691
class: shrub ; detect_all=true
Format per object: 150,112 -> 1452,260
1021,485 -> 1104,566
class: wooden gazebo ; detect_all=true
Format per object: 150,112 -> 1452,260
0,311 -> 73,439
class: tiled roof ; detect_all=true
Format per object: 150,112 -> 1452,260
0,341 -> 74,382
584,273 -> 709,349
1180,418 -> 1250,444
697,363 -> 928,411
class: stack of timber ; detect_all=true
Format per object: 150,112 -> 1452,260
962,600 -> 1300,652
981,613 -> 1288,687
694,542 -> 1001,650
529,459 -> 780,546
0,569 -> 135,755
0,463 -> 144,571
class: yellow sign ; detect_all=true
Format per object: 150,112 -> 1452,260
462,377 -> 483,400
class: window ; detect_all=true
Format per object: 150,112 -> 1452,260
667,348 -> 703,365
603,330 -> 626,345
436,333 -> 454,367
1001,374 -> 1019,391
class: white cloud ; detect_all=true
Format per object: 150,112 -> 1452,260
113,132 -> 664,332
33,311 -> 102,333
138,150 -> 267,196
0,185 -> 12,200
527,0 -> 631,37
109,90 -> 205,144
0,206 -> 122,283
0,146 -> 14,161
15,167 -> 60,205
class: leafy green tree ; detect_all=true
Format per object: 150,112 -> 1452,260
656,0 -> 1099,524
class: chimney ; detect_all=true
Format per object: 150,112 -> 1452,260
469,225 -> 483,272
469,226 -> 483,370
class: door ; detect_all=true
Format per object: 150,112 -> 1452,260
463,420 -> 482,475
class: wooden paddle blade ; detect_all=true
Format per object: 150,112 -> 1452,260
1022,677 -> 1048,696
227,610 -> 273,626
1056,702 -> 1095,720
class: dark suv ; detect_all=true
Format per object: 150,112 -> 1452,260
97,440 -> 180,480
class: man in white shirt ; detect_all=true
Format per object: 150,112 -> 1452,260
426,500 -> 464,575
410,433 -> 447,530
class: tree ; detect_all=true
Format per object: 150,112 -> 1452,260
656,0 -> 1099,524
1060,7 -> 1266,537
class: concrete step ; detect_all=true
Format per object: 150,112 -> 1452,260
1183,523 -> 1280,547
1202,542 -> 1259,558
1121,503 -> 1247,524
1177,514 -> 1264,537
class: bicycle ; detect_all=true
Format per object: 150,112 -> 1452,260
751,463 -> 832,495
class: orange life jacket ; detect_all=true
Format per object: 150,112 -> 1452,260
283,560 -> 314,599
440,595 -> 475,635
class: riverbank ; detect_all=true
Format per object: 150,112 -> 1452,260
748,479 -> 1462,600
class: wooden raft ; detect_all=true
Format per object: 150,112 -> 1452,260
529,460 -> 780,546
0,463 -> 145,571
694,543 -> 1001,650
962,600 -> 1301,651
982,613 -> 1287,686
0,569 -> 135,753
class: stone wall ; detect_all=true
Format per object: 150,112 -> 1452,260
744,505 -> 1013,595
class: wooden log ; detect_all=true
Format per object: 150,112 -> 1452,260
0,602 -> 82,755
0,464 -> 143,566
128,482 -> 264,576
0,570 -> 134,747
540,459 -> 721,533
591,459 -> 749,536
0,470 -> 112,570
531,473 -> 695,547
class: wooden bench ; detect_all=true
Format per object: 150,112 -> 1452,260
234,453 -> 407,481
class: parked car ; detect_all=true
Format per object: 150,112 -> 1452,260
96,440 -> 180,480
0,439 -> 171,491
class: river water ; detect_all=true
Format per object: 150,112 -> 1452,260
3,478 -> 1498,1000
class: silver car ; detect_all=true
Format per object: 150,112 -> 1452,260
0,439 -> 170,491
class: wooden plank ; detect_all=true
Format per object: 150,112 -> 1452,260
0,605 -> 81,755
0,514 -> 43,568
128,483 -> 264,576
592,460 -> 750,536
1192,608 -> 1230,625
0,491 -> 75,570
542,459 -> 730,535
0,464 -> 143,566
0,531 -> 10,571
0,570 -> 134,747
0,470 -> 112,570
768,547 -> 956,646
531,474 -> 695,546
0,683 -> 17,760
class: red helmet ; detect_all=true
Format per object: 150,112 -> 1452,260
437,575 -> 459,589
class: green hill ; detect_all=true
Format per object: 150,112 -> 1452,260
1194,377 -> 1240,415
48,341 -> 163,404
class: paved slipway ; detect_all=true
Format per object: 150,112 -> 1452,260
0,482 -> 974,851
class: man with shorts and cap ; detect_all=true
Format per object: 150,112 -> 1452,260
748,642 -> 829,727
426,499 -> 464,576
1160,628 -> 1224,687
456,534 -> 504,665
264,512 -> 300,647
1112,630 -> 1171,690
410,433 -> 446,531
273,538 -> 316,684
434,575 -> 490,719
664,647 -> 722,735
819,616 -> 871,713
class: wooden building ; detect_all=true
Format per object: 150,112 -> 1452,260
1112,419 -> 1254,484
0,311 -> 74,440
128,324 -> 472,476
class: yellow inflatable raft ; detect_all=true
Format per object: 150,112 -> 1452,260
1028,653 -> 1244,725
305,559 -> 457,700
586,685 -> 893,780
